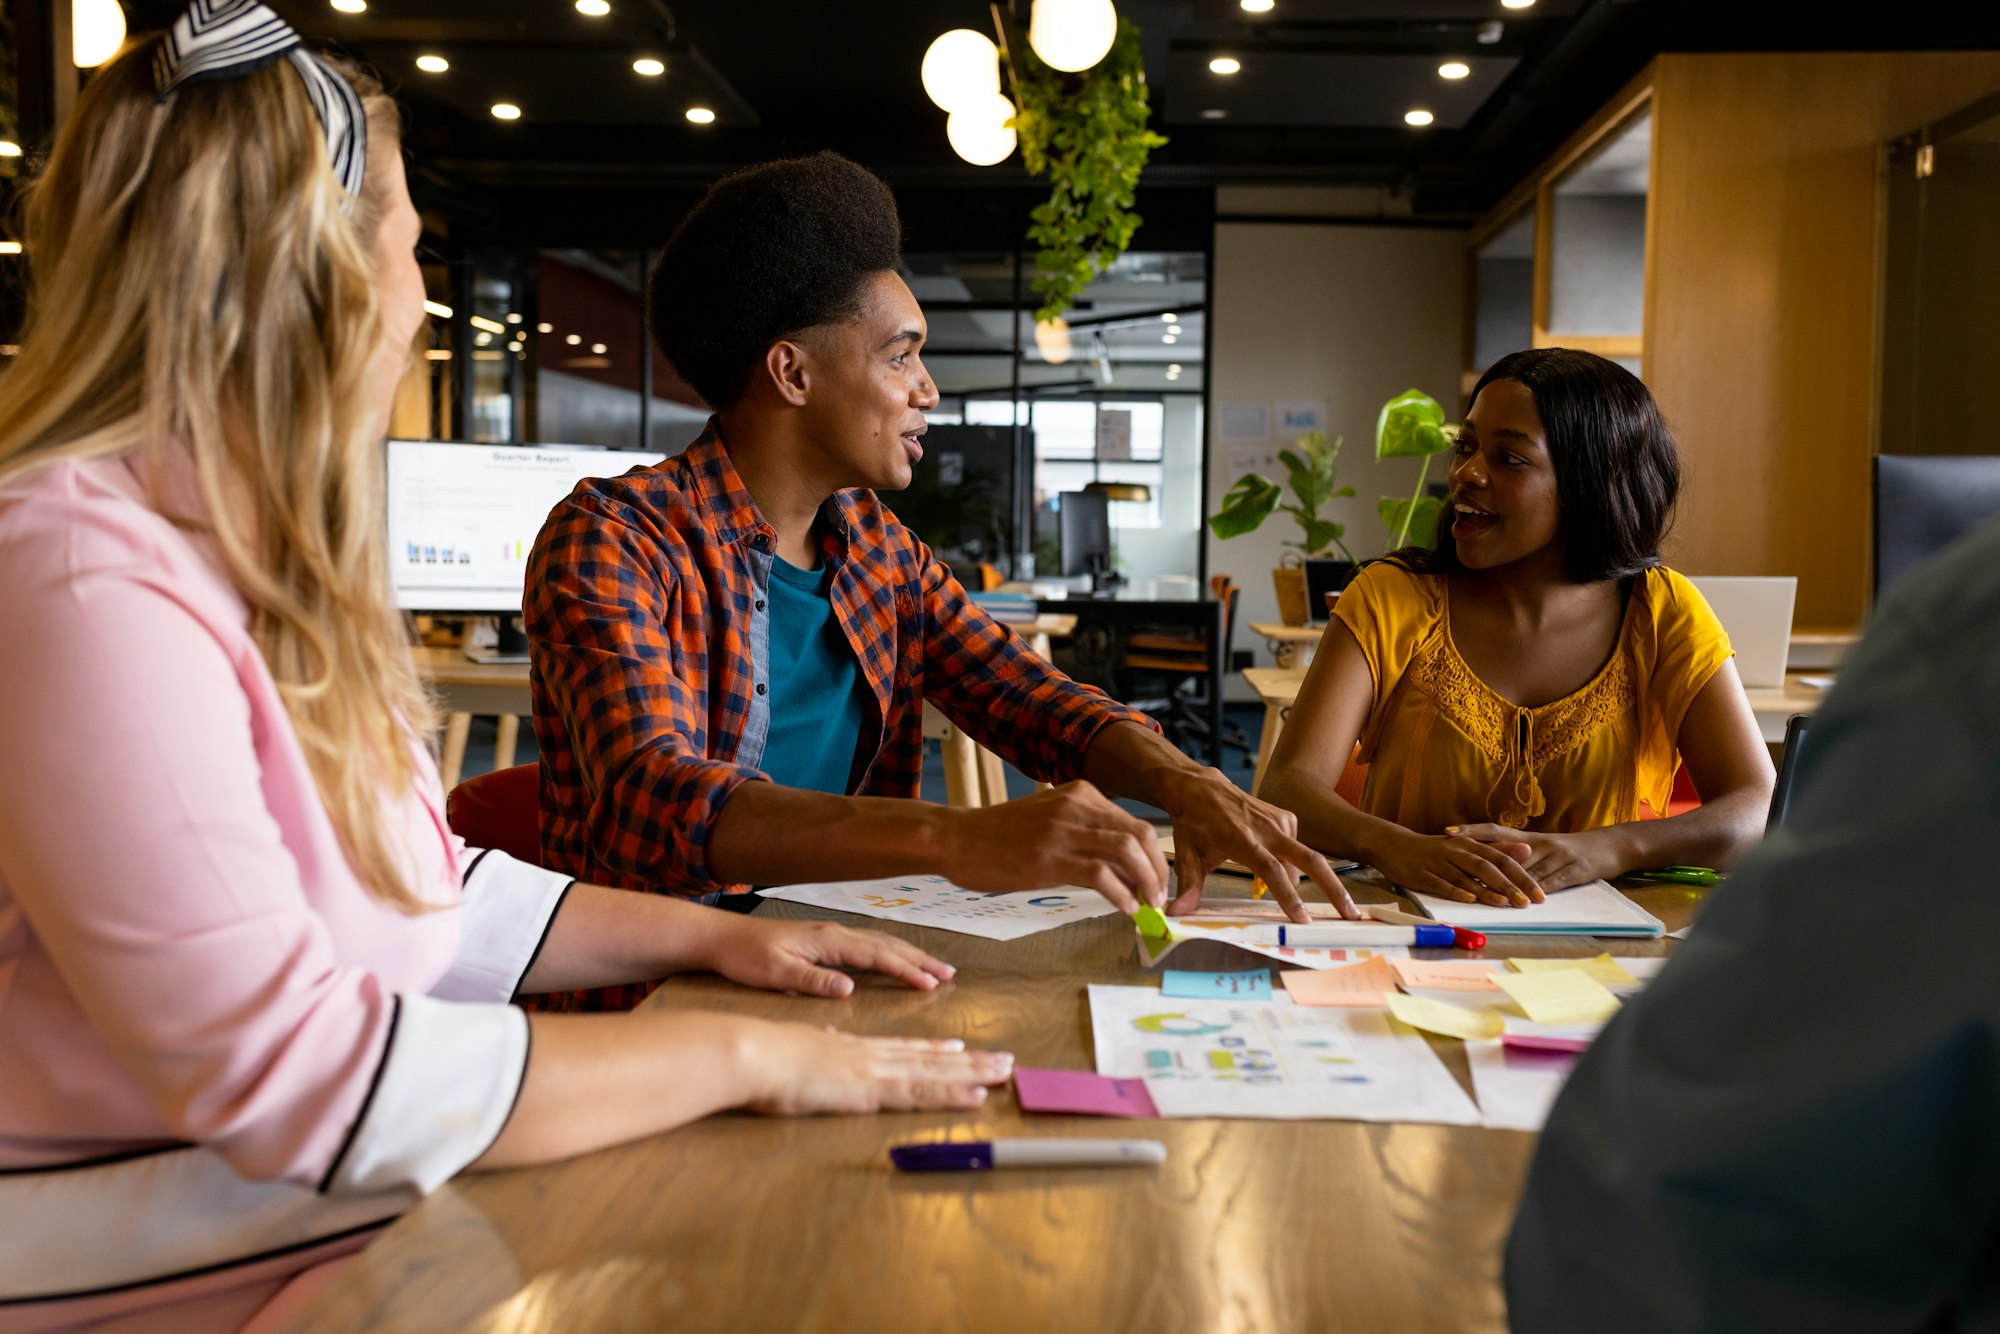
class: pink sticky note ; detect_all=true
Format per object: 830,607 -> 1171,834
1280,956 -> 1399,1007
1392,959 -> 1505,992
1014,1068 -> 1160,1118
1502,1032 -> 1592,1054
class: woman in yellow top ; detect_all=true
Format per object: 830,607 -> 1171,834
1251,349 -> 1774,909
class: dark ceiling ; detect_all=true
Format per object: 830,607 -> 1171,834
200,1 -> 2000,252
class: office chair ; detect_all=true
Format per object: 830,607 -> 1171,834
446,762 -> 543,867
1118,575 -> 1254,760
1766,712 -> 1813,831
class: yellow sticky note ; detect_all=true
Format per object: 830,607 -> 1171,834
1493,969 -> 1622,1026
1281,957 -> 1397,1007
1507,952 -> 1637,988
1386,993 -> 1504,1041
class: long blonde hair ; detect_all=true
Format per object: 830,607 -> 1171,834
0,38 -> 440,911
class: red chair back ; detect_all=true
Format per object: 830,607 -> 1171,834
447,763 -> 543,867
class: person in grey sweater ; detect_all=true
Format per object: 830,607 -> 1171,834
1508,519 -> 2000,1333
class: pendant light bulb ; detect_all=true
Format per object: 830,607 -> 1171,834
1028,0 -> 1118,74
921,29 -> 1003,113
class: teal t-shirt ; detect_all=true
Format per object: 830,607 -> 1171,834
759,555 -> 868,795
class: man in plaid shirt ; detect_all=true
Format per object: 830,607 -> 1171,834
526,154 -> 1351,972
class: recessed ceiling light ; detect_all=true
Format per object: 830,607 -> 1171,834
1168,363 -> 1183,374
491,103 -> 522,121
415,54 -> 449,73
1439,61 -> 1470,79
565,334 -> 582,346
1500,0 -> 1534,8
537,322 -> 554,334
329,0 -> 365,11
685,106 -> 717,124
423,300 -> 452,319
591,342 -> 609,354
505,312 -> 522,324
1162,334 -> 1178,344
1168,324 -> 1184,335
475,331 -> 491,346
575,0 -> 610,14
1200,108 -> 1227,120
1160,312 -> 1178,323
1240,0 -> 1273,10
1404,109 -> 1435,127
633,57 -> 665,77
1209,56 -> 1241,76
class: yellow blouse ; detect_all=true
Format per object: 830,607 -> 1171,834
1331,562 -> 1732,834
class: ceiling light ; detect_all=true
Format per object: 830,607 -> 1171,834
423,300 -> 452,319
328,0 -> 365,11
1405,109 -> 1435,127
591,342 -> 608,354
415,54 -> 449,73
469,315 -> 507,334
1240,0 -> 1273,10
1209,56 -> 1241,76
505,312 -> 522,324
475,331 -> 491,346
1167,363 -> 1183,374
1162,334 -> 1178,344
921,29 -> 1002,113
1200,108 -> 1227,120
633,57 -> 665,77
1034,318 -> 1073,365
1168,323 -> 1183,335
491,103 -> 522,121
0,241 -> 21,255
575,0 -> 610,14
946,92 -> 1018,166
424,349 -> 451,361
1160,312 -> 1178,322
1500,0 -> 1534,7
74,0 -> 128,66
685,106 -> 716,125
0,141 -> 19,157
1476,19 -> 1504,43
1439,61 -> 1470,79
1028,0 -> 1118,74
565,334 -> 582,346
537,322 -> 554,334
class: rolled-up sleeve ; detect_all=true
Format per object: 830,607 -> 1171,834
917,545 -> 1158,783
431,849 -> 574,1003
525,496 -> 765,894
0,561 -> 528,1195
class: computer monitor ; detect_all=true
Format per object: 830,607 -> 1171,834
1058,489 -> 1111,580
386,439 -> 659,613
1873,455 -> 2000,599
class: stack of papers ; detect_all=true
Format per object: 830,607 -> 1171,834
1408,880 -> 1664,936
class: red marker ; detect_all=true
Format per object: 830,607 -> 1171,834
1450,926 -> 1487,951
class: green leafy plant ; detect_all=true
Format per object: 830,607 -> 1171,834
1005,17 -> 1167,325
1375,389 -> 1457,551
1206,431 -> 1357,560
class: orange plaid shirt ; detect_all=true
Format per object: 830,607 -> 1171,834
524,420 -> 1157,905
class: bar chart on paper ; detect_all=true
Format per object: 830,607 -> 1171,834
758,876 -> 1121,941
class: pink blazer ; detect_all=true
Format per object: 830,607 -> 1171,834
0,455 -> 572,1331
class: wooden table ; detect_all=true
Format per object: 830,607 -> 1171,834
1247,619 -> 1326,671
1243,666 -> 1831,791
287,876 -> 1695,1334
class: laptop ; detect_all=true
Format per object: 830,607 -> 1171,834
1687,575 -> 1796,689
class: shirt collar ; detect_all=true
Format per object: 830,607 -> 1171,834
683,416 -> 860,561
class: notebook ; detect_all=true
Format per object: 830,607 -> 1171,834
1406,880 -> 1664,936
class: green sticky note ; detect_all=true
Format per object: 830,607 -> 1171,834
1133,905 -> 1169,939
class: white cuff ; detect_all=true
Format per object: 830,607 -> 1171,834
319,994 -> 529,1196
432,849 -> 574,1004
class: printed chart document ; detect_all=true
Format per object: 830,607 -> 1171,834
758,876 -> 1118,941
1087,984 -> 1480,1125
1138,914 -> 1410,971
1408,880 -> 1665,936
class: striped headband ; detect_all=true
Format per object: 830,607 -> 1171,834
153,0 -> 367,200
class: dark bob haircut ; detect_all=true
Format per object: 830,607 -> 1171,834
1391,347 -> 1681,584
648,151 -> 903,409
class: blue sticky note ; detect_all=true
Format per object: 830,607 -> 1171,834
1162,968 -> 1271,1001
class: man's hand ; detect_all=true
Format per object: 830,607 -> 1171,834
701,915 -> 959,998
938,781 -> 1169,913
1157,769 -> 1358,922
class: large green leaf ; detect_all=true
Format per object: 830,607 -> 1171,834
1378,495 -> 1446,549
1207,473 -> 1283,540
1376,389 -> 1451,460
1297,517 -> 1348,557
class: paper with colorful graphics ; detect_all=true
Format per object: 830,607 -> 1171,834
1086,984 -> 1480,1124
758,876 -> 1119,941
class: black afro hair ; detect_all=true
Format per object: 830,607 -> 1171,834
648,151 -> 904,409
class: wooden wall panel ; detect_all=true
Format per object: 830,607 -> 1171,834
1646,52 -> 2000,627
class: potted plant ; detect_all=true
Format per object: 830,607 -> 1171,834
1375,388 -> 1458,551
1207,431 -> 1358,624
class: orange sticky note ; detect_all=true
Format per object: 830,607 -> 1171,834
1280,956 -> 1398,1007
1391,959 -> 1505,992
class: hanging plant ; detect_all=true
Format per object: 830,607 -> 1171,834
1001,15 -> 1167,324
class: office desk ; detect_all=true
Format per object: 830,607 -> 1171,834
1040,595 -> 1228,763
1247,619 -> 1325,670
287,878 -> 1692,1334
1244,667 -> 1830,786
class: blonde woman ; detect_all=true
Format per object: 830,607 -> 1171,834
0,5 -> 1008,1329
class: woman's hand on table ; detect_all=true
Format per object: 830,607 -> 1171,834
744,1024 -> 1014,1116
702,916 -> 957,998
1373,828 -> 1546,907
1447,824 -> 1624,894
